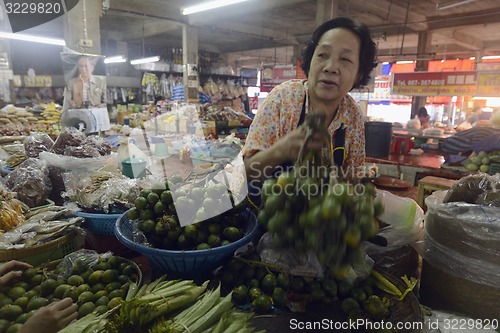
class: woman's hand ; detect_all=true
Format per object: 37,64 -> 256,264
0,260 -> 32,287
18,298 -> 78,333
244,125 -> 329,180
271,125 -> 328,162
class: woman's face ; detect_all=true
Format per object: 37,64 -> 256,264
308,28 -> 360,107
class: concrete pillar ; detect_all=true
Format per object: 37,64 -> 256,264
182,25 -> 199,102
473,50 -> 484,70
316,0 -> 339,27
411,31 -> 432,118
0,6 -> 13,102
63,0 -> 101,54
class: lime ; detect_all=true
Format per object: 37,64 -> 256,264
260,178 -> 277,203
95,296 -> 109,307
78,302 -> 95,318
95,305 -> 109,315
261,274 -> 277,293
231,285 -> 248,305
78,291 -> 95,304
94,261 -> 111,271
138,209 -> 154,221
13,297 -> 29,311
139,189 -> 151,198
91,283 -> 106,294
248,287 -> 262,301
350,287 -> 367,303
160,190 -> 173,205
0,297 -> 13,307
184,224 -> 197,239
88,270 -> 104,285
6,323 -> 23,333
196,243 -> 211,250
108,289 -> 124,300
365,296 -> 388,320
276,273 -> 290,289
26,297 -> 48,312
207,234 -> 221,247
94,290 -> 108,299
127,207 -> 139,220
105,282 -> 122,293
223,226 -> 241,242
153,201 -> 166,215
30,274 -> 43,287
147,192 -> 160,205
134,196 -> 148,210
248,279 -> 259,288
15,312 -> 29,324
107,297 -> 122,309
21,268 -> 38,283
340,297 -> 360,314
0,304 -> 23,321
252,294 -> 273,313
41,278 -> 58,296
67,275 -> 85,287
101,270 -> 118,284
140,219 -> 156,234
271,287 -> 288,308
8,287 -> 25,300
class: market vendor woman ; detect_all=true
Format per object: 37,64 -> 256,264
241,17 -> 377,202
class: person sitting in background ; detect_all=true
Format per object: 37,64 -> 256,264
0,260 -> 78,333
417,107 -> 431,129
65,56 -> 106,109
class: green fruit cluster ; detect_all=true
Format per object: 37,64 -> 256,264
0,255 -> 139,333
465,150 -> 500,173
128,178 -> 248,251
258,172 -> 383,277
218,251 -> 393,324
217,252 -> 339,314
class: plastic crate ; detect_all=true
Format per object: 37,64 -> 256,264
114,208 -> 258,279
75,211 -> 123,236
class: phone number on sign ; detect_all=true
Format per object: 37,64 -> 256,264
430,318 -> 499,330
4,2 -> 62,14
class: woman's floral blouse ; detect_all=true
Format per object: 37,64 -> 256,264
241,79 -> 366,177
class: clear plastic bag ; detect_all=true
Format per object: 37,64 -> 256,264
55,249 -> 111,280
3,158 -> 52,207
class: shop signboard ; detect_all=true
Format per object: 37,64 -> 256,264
476,71 -> 500,96
392,71 -> 477,96
260,65 -> 297,92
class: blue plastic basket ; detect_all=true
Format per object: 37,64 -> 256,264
76,211 -> 123,236
114,208 -> 258,278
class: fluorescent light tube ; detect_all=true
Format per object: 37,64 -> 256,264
0,32 -> 65,46
104,55 -> 127,64
130,56 -> 160,65
182,0 -> 249,15
482,55 -> 500,60
396,61 -> 415,64
436,0 -> 475,11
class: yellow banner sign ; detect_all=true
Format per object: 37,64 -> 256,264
23,75 -> 52,87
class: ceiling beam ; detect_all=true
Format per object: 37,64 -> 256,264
119,20 -> 181,41
426,9 -> 500,30
432,29 -> 483,51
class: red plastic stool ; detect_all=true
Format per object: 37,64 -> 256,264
391,136 -> 414,154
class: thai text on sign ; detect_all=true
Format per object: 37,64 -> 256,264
392,71 -> 477,96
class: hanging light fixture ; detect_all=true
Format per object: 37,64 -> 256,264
182,0 -> 250,15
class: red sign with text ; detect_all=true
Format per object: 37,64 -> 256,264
392,71 -> 477,96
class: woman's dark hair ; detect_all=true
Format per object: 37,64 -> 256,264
301,17 -> 378,89
417,107 -> 428,117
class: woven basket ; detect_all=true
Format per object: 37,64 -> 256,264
0,231 -> 85,266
